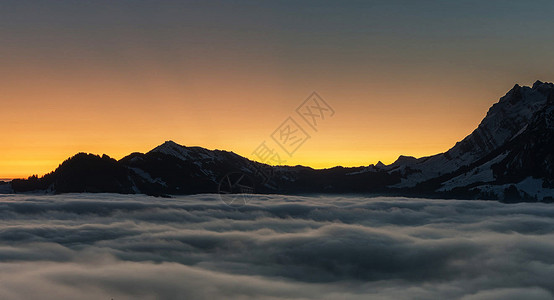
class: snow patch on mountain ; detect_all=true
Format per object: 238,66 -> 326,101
130,167 -> 167,187
151,141 -> 230,163
387,81 -> 552,188
437,152 -> 509,192
150,140 -> 194,160
472,177 -> 554,201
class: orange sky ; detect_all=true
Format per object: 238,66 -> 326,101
1,61 -> 539,179
1,1 -> 554,179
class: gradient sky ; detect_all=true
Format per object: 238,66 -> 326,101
2,0 -> 554,179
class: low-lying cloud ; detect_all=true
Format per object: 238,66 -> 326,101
1,194 -> 554,299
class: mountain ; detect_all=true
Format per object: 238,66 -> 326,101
385,80 -> 554,201
7,81 -> 554,202
11,154 -> 136,194
386,81 -> 552,185
0,181 -> 11,193
119,141 -> 269,195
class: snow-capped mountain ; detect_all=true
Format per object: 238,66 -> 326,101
387,81 -> 553,188
385,80 -> 554,200
8,81 -> 554,202
119,140 -> 271,195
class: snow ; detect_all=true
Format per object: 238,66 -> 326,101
516,177 -> 554,199
150,141 -> 193,161
472,177 -> 554,201
437,152 -> 509,192
345,165 -> 381,176
388,83 -> 551,188
510,124 -> 529,141
130,167 -> 167,187
151,141 -> 225,163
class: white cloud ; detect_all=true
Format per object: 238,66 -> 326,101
1,194 -> 554,299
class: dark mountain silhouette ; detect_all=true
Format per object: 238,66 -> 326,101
0,180 -> 10,194
11,154 -> 136,194
7,81 -> 554,202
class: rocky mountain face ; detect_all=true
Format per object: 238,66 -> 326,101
8,81 -> 554,202
387,81 -> 552,185
386,80 -> 554,201
120,141 -> 269,195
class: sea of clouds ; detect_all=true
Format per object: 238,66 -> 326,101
1,193 -> 554,300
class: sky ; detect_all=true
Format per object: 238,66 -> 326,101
1,0 -> 554,179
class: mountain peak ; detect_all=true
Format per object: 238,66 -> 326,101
149,140 -> 186,157
500,84 -> 522,104
391,155 -> 417,167
531,80 -> 554,89
533,80 -> 544,89
532,80 -> 554,96
161,140 -> 180,147
459,81 -> 550,151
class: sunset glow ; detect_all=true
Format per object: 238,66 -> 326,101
2,1 -> 554,179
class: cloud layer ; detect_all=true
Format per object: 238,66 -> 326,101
1,194 -> 554,299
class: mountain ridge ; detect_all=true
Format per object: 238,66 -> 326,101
7,81 -> 554,202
